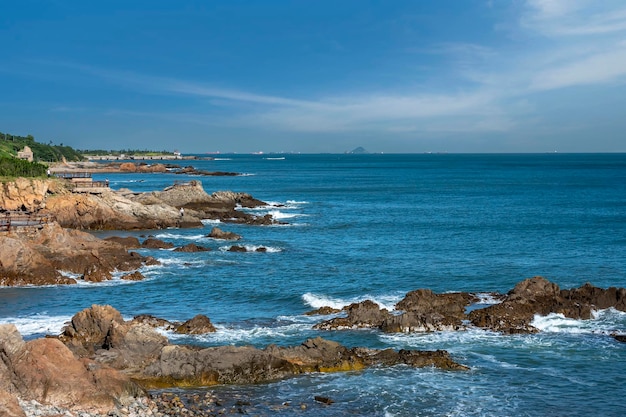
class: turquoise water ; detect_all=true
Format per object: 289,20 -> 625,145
2,153 -> 626,416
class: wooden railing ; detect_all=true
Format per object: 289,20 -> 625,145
0,212 -> 54,232
54,171 -> 92,179
69,180 -> 109,190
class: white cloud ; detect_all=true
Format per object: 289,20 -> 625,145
522,0 -> 626,37
531,46 -> 626,90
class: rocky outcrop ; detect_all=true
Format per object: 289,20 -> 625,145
141,237 -> 175,249
0,222 -> 156,286
44,188 -> 203,230
175,166 -> 238,176
314,278 -> 626,335
174,243 -> 210,252
314,300 -> 391,330
469,277 -> 626,333
57,305 -> 467,390
175,314 -> 216,334
208,226 -> 241,240
119,162 -> 168,173
138,337 -> 467,388
104,236 -> 141,248
0,324 -> 145,414
382,290 -> 476,332
2,178 -> 278,230
0,178 -> 58,212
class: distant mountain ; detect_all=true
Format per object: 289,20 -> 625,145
346,146 -> 368,154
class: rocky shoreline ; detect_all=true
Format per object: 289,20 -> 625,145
2,277 -> 625,416
2,174 -> 626,416
0,177 -> 282,286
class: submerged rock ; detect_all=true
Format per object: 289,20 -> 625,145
174,243 -> 210,252
208,226 -> 241,240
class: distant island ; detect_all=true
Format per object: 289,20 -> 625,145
346,146 -> 368,154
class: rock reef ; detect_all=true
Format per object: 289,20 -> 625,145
0,304 -> 469,415
0,177 -> 278,286
315,277 -> 626,334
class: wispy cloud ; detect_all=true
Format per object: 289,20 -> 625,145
522,0 -> 626,36
38,0 -> 626,139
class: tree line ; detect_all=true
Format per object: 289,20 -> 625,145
0,131 -> 84,162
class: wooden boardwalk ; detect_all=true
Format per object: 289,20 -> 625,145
53,171 -> 110,193
0,212 -> 54,232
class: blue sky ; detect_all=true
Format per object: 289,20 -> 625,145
1,0 -> 626,153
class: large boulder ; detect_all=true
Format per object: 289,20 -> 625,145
469,277 -> 626,334
175,314 -> 216,334
137,336 -> 467,388
314,300 -> 391,330
207,227 -> 241,240
0,178 -> 50,212
0,324 -> 144,413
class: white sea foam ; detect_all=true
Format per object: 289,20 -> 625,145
201,219 -> 222,225
218,245 -> 282,253
301,293 -> 400,312
153,233 -> 206,240
213,158 -> 232,161
0,314 -> 71,337
531,308 -> 626,335
472,292 -> 503,305
159,321 -> 312,345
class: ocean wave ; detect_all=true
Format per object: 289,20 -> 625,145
0,314 -> 72,338
219,245 -> 283,253
531,308 -> 626,335
201,219 -> 222,225
301,293 -> 400,312
157,321 -> 312,345
213,158 -> 232,161
153,233 -> 207,240
472,292 -> 503,305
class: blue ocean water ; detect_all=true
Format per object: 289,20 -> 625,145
1,153 -> 626,416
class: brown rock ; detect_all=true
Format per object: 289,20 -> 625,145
121,271 -> 144,281
104,236 -> 141,249
0,390 -> 26,417
207,227 -> 241,241
174,243 -> 210,252
396,289 -> 475,320
175,315 -> 216,334
228,245 -> 247,252
0,324 -> 145,412
0,178 -> 50,212
613,335 -> 626,343
305,306 -> 342,316
132,314 -> 176,330
119,162 -> 137,172
141,238 -> 174,249
314,300 -> 391,330
60,305 -> 125,355
82,264 -> 112,282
